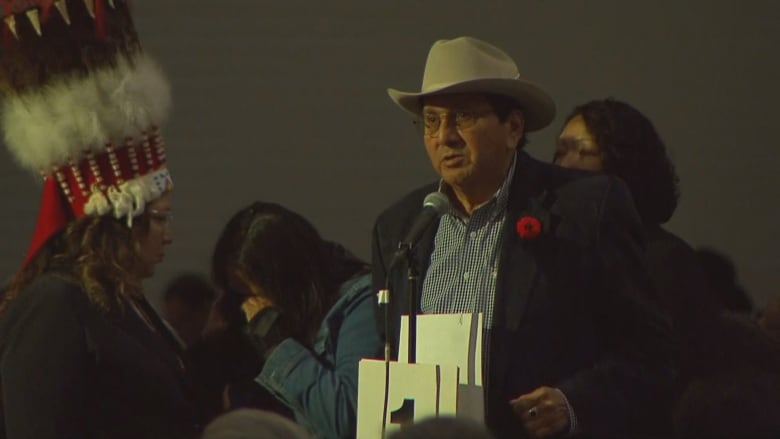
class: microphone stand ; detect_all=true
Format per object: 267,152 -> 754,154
398,242 -> 419,364
379,242 -> 413,435
379,242 -> 418,436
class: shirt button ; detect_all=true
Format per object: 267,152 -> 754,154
463,272 -> 470,280
469,231 -> 477,239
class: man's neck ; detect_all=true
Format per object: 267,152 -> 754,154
448,154 -> 516,216
449,184 -> 497,216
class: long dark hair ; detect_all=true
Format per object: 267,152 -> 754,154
563,98 -> 680,225
1,212 -> 152,316
211,202 -> 367,345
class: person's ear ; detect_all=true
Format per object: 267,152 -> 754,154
506,110 -> 525,150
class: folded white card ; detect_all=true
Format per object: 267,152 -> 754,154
398,312 -> 483,386
356,360 -> 459,438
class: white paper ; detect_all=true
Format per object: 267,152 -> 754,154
356,359 -> 459,438
356,313 -> 486,438
397,312 -> 483,386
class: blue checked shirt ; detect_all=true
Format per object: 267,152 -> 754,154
421,154 -> 516,328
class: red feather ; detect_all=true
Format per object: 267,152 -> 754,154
94,0 -> 106,39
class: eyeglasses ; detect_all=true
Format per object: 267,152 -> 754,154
555,137 -> 602,159
148,209 -> 173,225
414,109 -> 495,137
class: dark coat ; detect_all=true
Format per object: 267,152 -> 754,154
644,224 -> 715,331
0,273 -> 199,439
372,151 -> 676,438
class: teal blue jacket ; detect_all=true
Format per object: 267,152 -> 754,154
255,273 -> 382,438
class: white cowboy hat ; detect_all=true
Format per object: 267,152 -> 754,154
388,36 -> 556,132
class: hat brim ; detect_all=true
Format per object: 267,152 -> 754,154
387,78 -> 556,132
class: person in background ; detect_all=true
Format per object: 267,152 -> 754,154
0,2 -> 198,438
163,272 -> 218,347
201,409 -> 311,439
554,98 -> 716,330
187,277 -> 289,425
695,247 -> 754,315
210,201 -> 383,438
672,315 -> 780,438
553,98 -> 780,437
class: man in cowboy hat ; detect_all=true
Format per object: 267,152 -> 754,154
371,36 -> 675,438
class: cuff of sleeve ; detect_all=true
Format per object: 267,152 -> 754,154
256,338 -> 307,394
554,387 -> 579,436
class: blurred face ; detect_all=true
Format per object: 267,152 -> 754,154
554,114 -> 604,172
421,94 -> 524,194
136,192 -> 173,278
163,298 -> 212,347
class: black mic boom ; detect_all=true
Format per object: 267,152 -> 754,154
396,191 -> 450,256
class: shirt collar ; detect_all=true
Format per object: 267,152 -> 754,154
439,151 -> 517,221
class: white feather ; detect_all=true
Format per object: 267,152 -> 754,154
2,53 -> 171,172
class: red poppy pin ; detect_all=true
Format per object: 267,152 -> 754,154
516,215 -> 543,240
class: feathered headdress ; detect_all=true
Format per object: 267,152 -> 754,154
0,0 -> 172,266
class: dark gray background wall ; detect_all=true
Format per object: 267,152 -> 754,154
1,1 -> 778,309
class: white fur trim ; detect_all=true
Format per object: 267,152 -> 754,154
107,186 -> 134,220
83,168 -> 172,224
83,187 -> 111,216
2,53 -> 171,172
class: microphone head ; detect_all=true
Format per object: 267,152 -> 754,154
422,191 -> 450,215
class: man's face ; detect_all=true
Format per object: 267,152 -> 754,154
554,114 -> 604,172
421,94 -> 523,192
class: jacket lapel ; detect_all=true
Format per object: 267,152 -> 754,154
494,152 -> 546,332
488,152 -> 547,413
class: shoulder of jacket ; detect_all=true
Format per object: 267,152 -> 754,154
375,182 -> 439,224
338,273 -> 372,303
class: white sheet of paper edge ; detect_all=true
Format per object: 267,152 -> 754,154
397,312 -> 483,386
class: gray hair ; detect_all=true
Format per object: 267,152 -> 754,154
202,409 -> 310,439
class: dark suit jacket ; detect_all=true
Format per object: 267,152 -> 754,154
644,225 -> 715,331
0,273 -> 200,439
372,151 -> 675,438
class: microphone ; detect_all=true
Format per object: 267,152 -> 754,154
378,193 -> 447,432
391,191 -> 449,267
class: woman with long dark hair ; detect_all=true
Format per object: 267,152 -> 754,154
0,193 -> 196,438
0,3 -> 198,437
210,201 -> 382,438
